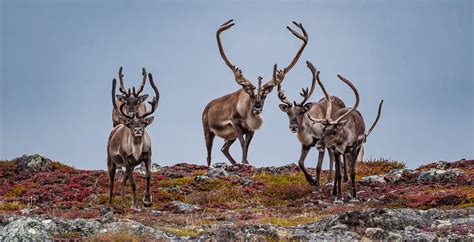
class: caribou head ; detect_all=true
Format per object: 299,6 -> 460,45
217,19 -> 308,115
277,61 -> 321,133
114,66 -> 149,117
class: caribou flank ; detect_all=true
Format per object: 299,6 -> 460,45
202,19 -> 308,166
107,73 -> 160,210
277,61 -> 346,187
311,74 -> 383,202
112,66 -> 148,127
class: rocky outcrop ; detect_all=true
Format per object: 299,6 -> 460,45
0,208 -> 472,240
14,154 -> 55,173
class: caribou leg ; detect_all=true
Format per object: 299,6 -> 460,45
205,129 -> 215,167
298,145 -> 315,185
350,147 -> 361,201
127,167 -> 139,210
233,124 -> 250,164
333,153 -> 343,202
343,153 -> 349,182
120,168 -> 129,207
107,155 -> 116,205
221,139 -> 237,165
243,131 -> 254,164
143,158 -> 153,207
315,149 -> 325,188
327,148 -> 335,184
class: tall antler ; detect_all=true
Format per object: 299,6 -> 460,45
332,74 -> 360,124
266,21 -> 308,92
282,21 -> 308,75
276,64 -> 292,107
216,19 -> 255,92
297,61 -> 318,106
142,73 -> 160,118
133,67 -> 147,96
118,66 -> 128,95
365,100 -> 384,138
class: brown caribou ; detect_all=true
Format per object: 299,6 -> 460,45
202,19 -> 308,166
276,61 -> 346,188
107,72 -> 159,210
112,66 -> 148,127
311,74 -> 383,203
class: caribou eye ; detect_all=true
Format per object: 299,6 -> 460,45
331,130 -> 337,136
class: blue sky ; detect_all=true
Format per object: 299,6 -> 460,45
1,0 -> 472,169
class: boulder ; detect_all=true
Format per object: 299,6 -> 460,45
14,154 -> 54,173
164,201 -> 200,213
0,217 -> 51,241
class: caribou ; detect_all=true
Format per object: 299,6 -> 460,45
107,72 -> 159,210
202,19 -> 308,166
112,66 -> 148,127
310,74 -> 383,202
276,61 -> 347,188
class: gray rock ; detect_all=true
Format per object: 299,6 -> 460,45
100,219 -> 168,239
384,168 -> 413,183
417,168 -> 464,182
166,201 -> 200,213
0,217 -> 52,241
360,175 -> 386,185
212,162 -> 229,170
365,227 -> 388,239
15,154 -> 54,173
206,167 -> 230,178
195,175 -> 210,182
239,177 -> 254,186
134,162 -> 161,174
436,160 -> 451,170
151,210 -> 163,216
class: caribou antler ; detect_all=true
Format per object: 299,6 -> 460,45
118,66 -> 128,95
276,64 -> 292,107
133,67 -> 147,96
364,99 -> 384,139
142,73 -> 160,118
282,21 -> 308,75
216,19 -> 255,92
296,61 -> 318,106
332,74 -> 359,124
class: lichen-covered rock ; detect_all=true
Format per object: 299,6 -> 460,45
99,219 -> 168,239
360,175 -> 386,185
134,162 -> 161,174
364,227 -> 388,239
0,217 -> 51,241
164,201 -> 200,213
417,168 -> 464,182
206,167 -> 230,178
14,154 -> 54,173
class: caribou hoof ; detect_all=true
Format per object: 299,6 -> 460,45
143,195 -> 153,208
333,199 -> 344,204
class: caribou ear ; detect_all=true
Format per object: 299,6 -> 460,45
279,104 -> 290,112
303,103 -> 313,113
116,95 -> 126,102
138,94 -> 149,102
144,116 -> 154,125
337,119 -> 351,130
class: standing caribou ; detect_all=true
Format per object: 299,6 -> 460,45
202,19 -> 308,166
276,61 -> 347,187
310,74 -> 383,203
107,72 -> 159,210
112,66 -> 149,127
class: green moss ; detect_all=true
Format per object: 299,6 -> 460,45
161,227 -> 199,237
260,216 -> 321,227
0,201 -> 26,210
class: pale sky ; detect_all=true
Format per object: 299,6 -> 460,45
1,0 -> 472,169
